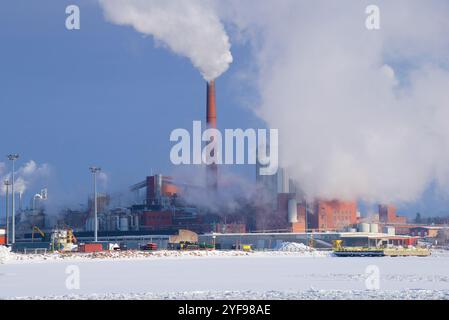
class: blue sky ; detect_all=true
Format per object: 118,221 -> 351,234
0,0 -> 262,209
1,1 -> 448,218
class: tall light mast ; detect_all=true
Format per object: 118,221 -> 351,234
7,154 -> 19,244
4,180 -> 11,245
89,167 -> 101,242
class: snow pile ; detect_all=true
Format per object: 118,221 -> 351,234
276,242 -> 315,252
0,246 -> 12,264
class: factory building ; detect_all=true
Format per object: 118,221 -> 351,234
256,188 -> 358,232
128,174 -> 246,234
256,157 -> 360,232
276,194 -> 306,232
309,200 -> 358,231
85,193 -> 111,232
146,175 -> 178,206
379,205 -> 407,224
409,226 -> 443,238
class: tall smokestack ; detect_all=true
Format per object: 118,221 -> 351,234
206,80 -> 218,190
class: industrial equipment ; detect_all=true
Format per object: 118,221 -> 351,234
179,241 -> 199,250
50,228 -> 77,252
140,243 -> 158,251
198,242 -> 215,250
31,226 -> 45,242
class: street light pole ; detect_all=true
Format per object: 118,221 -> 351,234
4,180 -> 11,245
7,154 -> 19,245
305,198 -> 308,246
89,167 -> 101,242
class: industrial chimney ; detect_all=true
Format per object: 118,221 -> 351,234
206,80 -> 218,190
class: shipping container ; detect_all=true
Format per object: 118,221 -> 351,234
78,243 -> 103,253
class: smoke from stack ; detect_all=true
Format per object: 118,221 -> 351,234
0,160 -> 50,196
98,0 -> 234,191
98,0 -> 233,81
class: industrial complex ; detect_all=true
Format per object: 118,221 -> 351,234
1,80 -> 447,256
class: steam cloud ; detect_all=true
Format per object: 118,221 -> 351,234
0,160 -> 50,195
99,0 -> 449,206
217,0 -> 449,204
173,166 -> 265,214
98,0 -> 233,81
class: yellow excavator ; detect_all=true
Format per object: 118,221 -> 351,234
31,226 -> 78,252
31,226 -> 45,242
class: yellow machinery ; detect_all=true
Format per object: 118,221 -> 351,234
50,228 -> 78,252
31,226 -> 45,242
332,240 -> 385,257
384,247 -> 430,257
332,240 -> 430,257
333,240 -> 343,250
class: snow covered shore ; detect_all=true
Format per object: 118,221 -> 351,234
1,245 -> 449,300
0,244 -> 329,264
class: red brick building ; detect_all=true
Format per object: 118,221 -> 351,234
310,200 -> 358,231
256,196 -> 358,232
379,205 -> 407,224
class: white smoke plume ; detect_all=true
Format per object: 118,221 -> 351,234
0,160 -> 51,195
171,166 -> 266,214
216,0 -> 449,205
98,0 -> 233,81
97,171 -> 109,189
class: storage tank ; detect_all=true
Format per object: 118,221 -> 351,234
85,217 -> 95,232
288,199 -> 298,223
119,217 -> 129,232
358,223 -> 370,233
370,224 -> 379,233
